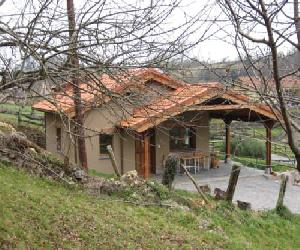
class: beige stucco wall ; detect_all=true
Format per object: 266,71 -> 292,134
45,113 -> 77,163
44,102 -> 136,174
155,127 -> 170,173
83,102 -> 135,173
121,132 -> 136,173
154,111 -> 210,173
176,111 -> 210,154
195,112 -> 210,153
44,107 -> 210,175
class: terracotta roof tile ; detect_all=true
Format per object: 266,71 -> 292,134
33,68 -> 279,131
32,68 -> 184,114
120,83 -> 279,132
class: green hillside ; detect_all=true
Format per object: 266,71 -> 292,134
1,163 -> 300,249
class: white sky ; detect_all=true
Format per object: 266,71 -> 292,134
0,0 -> 297,62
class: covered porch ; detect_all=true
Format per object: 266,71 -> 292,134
120,86 -> 279,178
132,104 -> 277,178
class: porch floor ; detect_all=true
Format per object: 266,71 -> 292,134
155,161 -> 300,214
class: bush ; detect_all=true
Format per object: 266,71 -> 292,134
221,137 -> 265,159
162,153 -> 179,189
275,205 -> 293,220
146,180 -> 170,200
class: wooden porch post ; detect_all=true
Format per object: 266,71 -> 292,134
144,132 -> 150,179
224,119 -> 232,164
119,129 -> 124,175
264,121 -> 274,173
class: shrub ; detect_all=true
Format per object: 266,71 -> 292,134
162,153 -> 179,189
275,205 -> 293,220
146,180 -> 170,200
221,137 -> 265,159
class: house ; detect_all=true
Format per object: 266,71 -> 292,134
33,69 -> 279,178
234,76 -> 300,104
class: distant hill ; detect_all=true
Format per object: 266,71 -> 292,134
169,50 -> 300,84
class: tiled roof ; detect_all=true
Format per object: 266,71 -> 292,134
33,68 -> 279,131
120,82 -> 278,132
32,68 -> 184,115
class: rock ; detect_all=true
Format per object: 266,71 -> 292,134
199,184 -> 211,194
264,167 -> 272,175
16,159 -> 25,167
214,188 -> 226,200
161,199 -> 190,211
100,179 -> 127,195
0,122 -> 16,133
0,148 -> 9,154
59,171 -> 65,178
0,156 -> 11,163
198,219 -> 211,230
120,170 -> 142,186
28,147 -> 37,153
237,200 -> 252,210
74,170 -> 85,180
8,152 -> 16,159
190,198 -> 206,208
290,170 -> 300,186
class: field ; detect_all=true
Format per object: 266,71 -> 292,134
0,103 -> 43,128
1,162 -> 300,249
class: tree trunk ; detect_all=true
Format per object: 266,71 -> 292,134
294,0 -> 300,49
259,1 -> 300,172
107,145 -> 121,177
289,0 -> 300,171
226,164 -> 240,202
66,0 -> 87,170
276,175 -> 289,210
297,156 -> 300,172
181,164 -> 209,204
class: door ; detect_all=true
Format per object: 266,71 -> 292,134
135,130 -> 156,177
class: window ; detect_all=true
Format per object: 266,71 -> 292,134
99,134 -> 113,155
169,127 -> 196,151
56,127 -> 62,151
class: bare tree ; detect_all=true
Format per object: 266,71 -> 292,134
0,0 -> 215,169
217,0 -> 300,171
66,0 -> 87,170
295,0 -> 300,46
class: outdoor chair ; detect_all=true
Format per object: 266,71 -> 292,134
177,151 -> 211,174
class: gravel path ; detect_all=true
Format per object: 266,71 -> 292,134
171,163 -> 300,214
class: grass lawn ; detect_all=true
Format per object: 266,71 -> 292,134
231,156 -> 293,172
1,163 -> 300,249
88,169 -> 116,179
0,103 -> 43,129
210,120 -> 289,150
211,139 -> 295,172
0,113 -> 19,125
0,103 -> 33,113
251,125 -> 284,138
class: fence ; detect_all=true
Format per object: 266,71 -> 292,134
210,140 -> 296,171
0,106 -> 44,127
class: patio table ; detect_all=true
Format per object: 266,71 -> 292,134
176,151 -> 210,174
